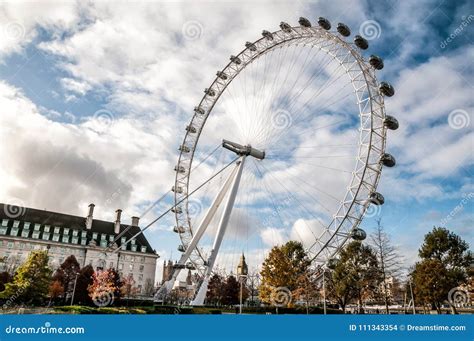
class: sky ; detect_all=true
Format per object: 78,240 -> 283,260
0,0 -> 472,283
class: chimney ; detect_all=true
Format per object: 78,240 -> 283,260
114,209 -> 122,234
131,216 -> 140,227
86,203 -> 95,230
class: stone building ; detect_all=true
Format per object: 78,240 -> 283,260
0,203 -> 159,296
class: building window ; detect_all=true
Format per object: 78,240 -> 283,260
44,225 -> 50,233
0,240 -> 3,246
63,228 -> 70,235
0,227 -> 7,235
131,245 -> 137,252
1,219 -> 8,227
62,235 -> 69,243
131,239 -> 136,245
32,231 -> 40,239
54,227 -> 60,234
100,234 -> 106,241
7,242 -> 13,249
100,240 -> 107,248
81,231 -> 87,237
140,256 -> 145,263
141,246 -> 146,253
92,232 -> 98,240
108,235 -> 114,241
34,223 -> 41,231
52,234 -> 60,242
129,264 -> 134,271
72,230 -> 78,236
19,242 -> 25,249
72,237 -> 79,244
109,262 -> 114,269
137,285 -> 142,293
118,263 -> 123,270
138,274 -> 143,281
23,222 -> 31,229
80,239 -> 87,246
21,230 -> 29,238
139,265 -> 144,272
10,227 -> 19,236
42,233 -> 50,241
13,220 -> 20,228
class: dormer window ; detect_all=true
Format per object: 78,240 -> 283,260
54,227 -> 60,234
44,225 -> 50,232
13,220 -> 20,228
34,223 -> 41,231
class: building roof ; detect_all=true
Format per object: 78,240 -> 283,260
0,203 -> 157,255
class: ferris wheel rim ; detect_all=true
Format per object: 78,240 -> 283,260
173,23 -> 388,274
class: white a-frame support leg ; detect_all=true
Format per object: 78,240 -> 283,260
192,156 -> 246,305
155,157 -> 244,300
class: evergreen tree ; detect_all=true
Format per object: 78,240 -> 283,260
206,273 -> 224,306
222,275 -> 240,306
0,251 -> 52,306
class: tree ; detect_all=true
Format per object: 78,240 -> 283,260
293,273 -> 320,313
411,227 -> 472,314
326,241 -> 381,313
52,255 -> 80,302
48,280 -> 64,306
206,273 -> 224,306
259,241 -> 311,307
88,269 -> 120,307
370,219 -> 404,313
121,274 -> 138,304
74,265 -> 94,305
0,271 -> 12,292
0,251 -> 52,306
143,278 -> 155,296
221,275 -> 241,306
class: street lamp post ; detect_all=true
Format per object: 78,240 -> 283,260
70,272 -> 80,306
322,269 -> 327,315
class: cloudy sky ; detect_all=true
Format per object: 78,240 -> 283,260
0,0 -> 472,281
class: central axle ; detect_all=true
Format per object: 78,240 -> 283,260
222,139 -> 265,160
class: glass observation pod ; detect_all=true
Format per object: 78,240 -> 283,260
279,21 -> 292,33
369,192 -> 385,205
186,262 -> 196,270
384,115 -> 399,130
298,17 -> 312,28
177,244 -> 186,252
318,17 -> 331,30
350,228 -> 367,241
261,30 -> 273,40
379,82 -> 395,97
173,226 -> 185,234
380,153 -> 396,167
171,206 -> 183,214
354,35 -> 369,49
337,23 -> 351,37
369,55 -> 384,70
173,263 -> 186,270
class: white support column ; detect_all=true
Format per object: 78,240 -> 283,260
155,160 -> 241,299
192,156 -> 246,305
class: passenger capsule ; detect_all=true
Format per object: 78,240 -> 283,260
216,71 -> 228,80
369,55 -> 384,70
262,30 -> 274,40
299,17 -> 312,28
384,115 -> 399,130
177,245 -> 186,252
194,106 -> 205,115
351,228 -> 367,241
173,263 -> 186,269
379,82 -> 395,97
174,165 -> 186,174
171,206 -> 183,214
369,192 -> 385,205
179,144 -> 190,153
318,17 -> 331,30
230,55 -> 241,65
204,88 -> 215,96
173,226 -> 185,233
337,23 -> 351,37
245,41 -> 257,52
380,153 -> 396,167
171,186 -> 183,193
280,21 -> 292,33
186,125 -> 197,133
354,35 -> 369,49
